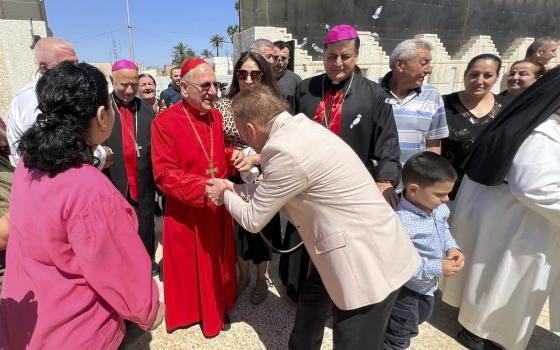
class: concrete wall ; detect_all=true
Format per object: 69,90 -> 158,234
235,26 -> 560,95
0,18 -> 48,121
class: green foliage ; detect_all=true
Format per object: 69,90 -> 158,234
210,34 -> 226,57
172,42 -> 198,66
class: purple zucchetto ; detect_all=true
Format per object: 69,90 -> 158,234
111,59 -> 138,72
324,24 -> 358,45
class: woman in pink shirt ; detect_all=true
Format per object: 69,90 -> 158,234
0,62 -> 164,349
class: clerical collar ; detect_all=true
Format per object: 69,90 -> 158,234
112,92 -> 138,110
180,99 -> 215,122
325,75 -> 352,93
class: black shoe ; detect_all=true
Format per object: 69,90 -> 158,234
457,328 -> 485,350
151,263 -> 160,277
222,314 -> 231,331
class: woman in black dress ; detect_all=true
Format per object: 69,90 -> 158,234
215,51 -> 282,305
442,54 -> 507,199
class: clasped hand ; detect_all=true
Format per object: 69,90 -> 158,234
206,178 -> 234,206
441,248 -> 465,276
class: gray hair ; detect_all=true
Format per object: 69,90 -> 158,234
250,38 -> 274,55
389,39 -> 433,70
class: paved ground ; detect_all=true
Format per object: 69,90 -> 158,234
124,217 -> 560,349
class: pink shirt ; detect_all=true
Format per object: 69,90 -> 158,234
0,163 -> 159,349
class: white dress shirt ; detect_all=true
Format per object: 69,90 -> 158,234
7,79 -> 107,168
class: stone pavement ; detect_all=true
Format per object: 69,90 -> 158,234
124,217 -> 560,350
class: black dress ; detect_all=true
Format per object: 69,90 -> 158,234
441,92 -> 507,199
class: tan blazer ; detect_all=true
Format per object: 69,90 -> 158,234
224,112 -> 420,310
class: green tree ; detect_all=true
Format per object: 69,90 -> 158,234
234,0 -> 240,26
185,47 -> 197,60
200,49 -> 213,58
172,42 -> 198,65
210,34 -> 225,57
172,42 -> 187,66
227,25 -> 239,43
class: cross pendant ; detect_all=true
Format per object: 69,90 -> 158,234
136,144 -> 142,159
206,164 -> 218,178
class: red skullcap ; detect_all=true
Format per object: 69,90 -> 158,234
180,58 -> 207,78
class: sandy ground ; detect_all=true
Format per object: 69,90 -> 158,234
122,216 -> 560,350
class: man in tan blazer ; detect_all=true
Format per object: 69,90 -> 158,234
208,85 -> 420,349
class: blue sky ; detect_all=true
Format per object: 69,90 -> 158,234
44,0 -> 239,68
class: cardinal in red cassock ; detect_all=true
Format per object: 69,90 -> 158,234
151,59 -> 238,337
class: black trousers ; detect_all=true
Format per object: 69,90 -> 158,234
129,199 -> 155,262
288,266 -> 399,350
383,286 -> 434,350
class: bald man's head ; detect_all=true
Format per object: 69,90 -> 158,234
34,37 -> 78,74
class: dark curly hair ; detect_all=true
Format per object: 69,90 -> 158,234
18,61 -> 109,177
225,50 -> 281,99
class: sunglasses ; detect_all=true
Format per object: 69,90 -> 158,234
187,81 -> 219,91
237,70 -> 263,81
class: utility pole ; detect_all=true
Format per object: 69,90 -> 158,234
111,32 -> 118,62
125,0 -> 135,62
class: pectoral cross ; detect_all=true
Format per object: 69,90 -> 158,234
206,161 -> 218,178
136,144 -> 142,159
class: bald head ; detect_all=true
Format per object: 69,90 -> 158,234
34,37 -> 78,74
112,68 -> 139,105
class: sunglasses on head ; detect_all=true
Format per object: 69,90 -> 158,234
187,81 -> 219,91
236,70 -> 263,81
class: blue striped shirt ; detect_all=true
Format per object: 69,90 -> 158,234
397,196 -> 459,296
379,72 -> 449,164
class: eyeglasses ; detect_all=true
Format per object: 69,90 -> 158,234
187,81 -> 219,92
236,70 -> 263,81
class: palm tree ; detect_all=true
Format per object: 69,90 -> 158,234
172,42 -> 188,66
227,25 -> 239,44
172,42 -> 198,65
210,34 -> 225,57
234,0 -> 240,26
185,47 -> 198,60
200,49 -> 213,58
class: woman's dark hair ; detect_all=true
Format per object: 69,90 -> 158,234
139,73 -> 156,87
225,50 -> 281,99
465,53 -> 502,75
18,61 -> 109,177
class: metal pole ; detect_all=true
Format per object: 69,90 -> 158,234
125,0 -> 135,62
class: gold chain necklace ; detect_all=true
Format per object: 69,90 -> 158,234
321,72 -> 355,128
181,104 -> 218,177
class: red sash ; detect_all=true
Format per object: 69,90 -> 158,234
118,103 -> 138,202
313,89 -> 344,136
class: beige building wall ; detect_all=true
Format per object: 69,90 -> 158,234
0,18 -> 48,120
236,26 -> 560,96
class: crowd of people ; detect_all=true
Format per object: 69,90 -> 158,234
0,24 -> 557,350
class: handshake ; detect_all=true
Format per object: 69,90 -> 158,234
206,178 -> 234,206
